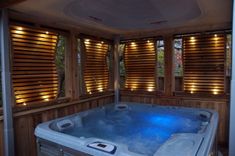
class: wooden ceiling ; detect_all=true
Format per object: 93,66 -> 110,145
8,0 -> 232,37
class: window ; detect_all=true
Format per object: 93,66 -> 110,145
226,34 -> 232,76
55,35 -> 66,97
119,44 -> 126,89
10,24 -> 65,106
77,38 -> 83,94
183,33 -> 226,95
77,37 -> 112,96
122,39 -> 156,92
226,33 -> 232,93
174,38 -> 183,91
156,40 -> 164,91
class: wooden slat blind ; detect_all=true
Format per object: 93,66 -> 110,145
124,40 -> 156,91
183,34 -> 225,95
82,38 -> 109,94
10,25 -> 59,105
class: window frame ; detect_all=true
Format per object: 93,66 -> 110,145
9,22 -> 70,107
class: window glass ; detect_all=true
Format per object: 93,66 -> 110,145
119,44 -> 126,89
226,34 -> 232,76
156,40 -> 164,91
55,35 -> 66,97
174,38 -> 183,91
156,40 -> 164,77
226,34 -> 232,93
174,38 -> 183,76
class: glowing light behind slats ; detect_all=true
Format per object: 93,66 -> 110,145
124,39 -> 156,92
10,25 -> 59,105
183,34 -> 225,95
83,38 -> 110,94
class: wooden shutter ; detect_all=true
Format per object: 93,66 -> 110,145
10,25 -> 59,105
183,34 -> 225,95
124,39 -> 156,91
82,38 -> 109,94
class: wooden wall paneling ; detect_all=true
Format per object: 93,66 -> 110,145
14,115 -> 31,156
98,98 -> 105,107
120,93 -> 228,147
41,109 -> 57,122
82,102 -> 91,111
57,105 -> 78,117
0,121 -> 3,156
27,115 -> 37,156
11,95 -> 114,156
158,98 -> 180,105
57,106 -> 67,117
62,105 -> 71,116
105,97 -> 111,106
91,100 -> 98,108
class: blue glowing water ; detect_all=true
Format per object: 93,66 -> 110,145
63,106 -> 203,156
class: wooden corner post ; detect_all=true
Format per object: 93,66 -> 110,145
164,35 -> 175,96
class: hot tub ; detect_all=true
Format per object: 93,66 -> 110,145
35,102 -> 218,156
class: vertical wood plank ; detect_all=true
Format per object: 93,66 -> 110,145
14,116 -> 30,156
0,121 -> 4,156
65,31 -> 79,100
164,36 -> 175,96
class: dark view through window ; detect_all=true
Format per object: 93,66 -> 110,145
174,38 -> 183,91
226,34 -> 232,76
119,44 -> 125,89
55,35 -> 66,97
226,34 -> 232,93
156,40 -> 164,91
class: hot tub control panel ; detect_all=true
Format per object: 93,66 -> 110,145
87,141 -> 116,154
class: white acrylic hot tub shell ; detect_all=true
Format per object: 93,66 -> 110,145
35,103 -> 218,156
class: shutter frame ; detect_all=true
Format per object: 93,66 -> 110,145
183,33 -> 226,95
10,25 -> 59,105
124,39 -> 156,92
81,38 -> 110,95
